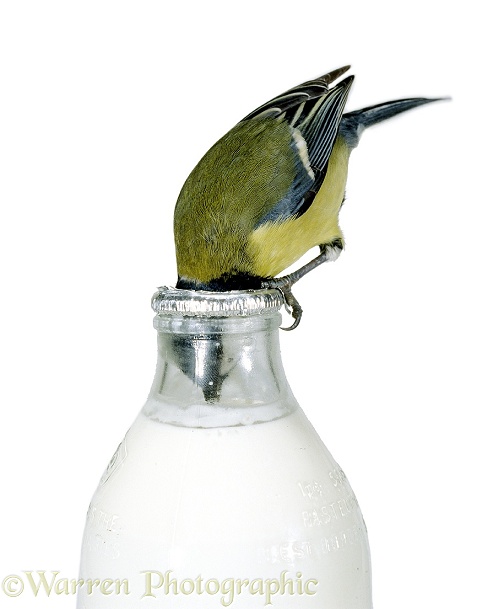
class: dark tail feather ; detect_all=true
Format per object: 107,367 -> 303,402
339,97 -> 448,148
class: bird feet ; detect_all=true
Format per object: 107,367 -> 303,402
261,243 -> 342,330
261,276 -> 303,331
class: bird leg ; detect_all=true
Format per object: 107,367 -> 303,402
262,243 -> 342,330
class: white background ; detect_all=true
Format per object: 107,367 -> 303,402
0,1 -> 502,608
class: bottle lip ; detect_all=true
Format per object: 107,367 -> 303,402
151,286 -> 285,317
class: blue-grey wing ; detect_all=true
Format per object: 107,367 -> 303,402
246,69 -> 354,227
242,65 -> 351,123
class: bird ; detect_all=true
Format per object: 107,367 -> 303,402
174,66 -> 445,330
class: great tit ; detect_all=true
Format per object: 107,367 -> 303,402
174,66 -> 444,328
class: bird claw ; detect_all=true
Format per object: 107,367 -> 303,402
261,278 -> 303,330
261,247 -> 336,330
280,287 -> 303,331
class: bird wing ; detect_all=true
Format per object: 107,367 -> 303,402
242,68 -> 354,227
242,65 -> 351,122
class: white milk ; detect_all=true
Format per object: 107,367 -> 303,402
78,406 -> 372,608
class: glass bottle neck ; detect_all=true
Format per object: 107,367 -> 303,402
143,311 -> 298,428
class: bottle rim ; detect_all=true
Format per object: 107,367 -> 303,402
151,286 -> 285,317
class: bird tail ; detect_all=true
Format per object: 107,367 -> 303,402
340,97 -> 448,148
